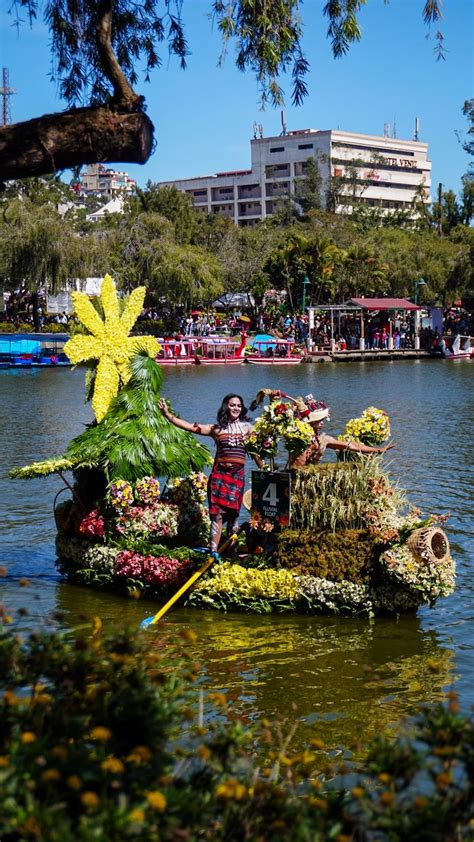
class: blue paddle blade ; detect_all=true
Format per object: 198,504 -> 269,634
140,616 -> 155,629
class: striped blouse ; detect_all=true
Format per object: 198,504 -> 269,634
212,421 -> 253,466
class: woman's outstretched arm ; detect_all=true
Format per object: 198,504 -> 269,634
324,435 -> 395,455
157,398 -> 214,436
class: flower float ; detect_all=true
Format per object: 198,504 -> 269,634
11,282 -> 455,617
64,274 -> 160,421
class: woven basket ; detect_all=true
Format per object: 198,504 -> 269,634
406,526 -> 450,564
242,489 -> 252,511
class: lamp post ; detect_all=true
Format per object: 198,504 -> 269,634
301,275 -> 311,313
413,278 -> 427,350
413,277 -> 427,305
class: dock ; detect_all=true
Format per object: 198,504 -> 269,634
305,349 -> 433,363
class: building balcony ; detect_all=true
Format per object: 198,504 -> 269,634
211,188 -> 235,201
238,205 -> 262,217
265,165 -> 290,179
266,182 -> 290,197
238,185 -> 261,199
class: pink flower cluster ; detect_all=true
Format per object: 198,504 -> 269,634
115,550 -> 190,589
115,502 -> 178,539
79,509 -> 105,540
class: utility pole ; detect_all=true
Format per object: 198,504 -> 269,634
437,182 -> 443,237
0,68 -> 17,126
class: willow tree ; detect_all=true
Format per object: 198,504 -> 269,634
0,195 -> 94,295
0,1 -> 445,182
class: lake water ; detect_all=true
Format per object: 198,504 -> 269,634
1,359 -> 472,752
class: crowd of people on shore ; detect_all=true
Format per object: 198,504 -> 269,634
1,292 -> 472,351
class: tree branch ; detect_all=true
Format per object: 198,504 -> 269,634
0,105 -> 154,181
95,0 -> 140,106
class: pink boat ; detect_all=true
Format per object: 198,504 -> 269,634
156,337 -> 197,365
194,332 -> 247,365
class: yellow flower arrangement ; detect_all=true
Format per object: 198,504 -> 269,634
64,274 -> 160,422
196,562 -> 299,600
339,406 -> 391,447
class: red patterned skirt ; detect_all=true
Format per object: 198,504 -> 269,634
208,462 -> 245,515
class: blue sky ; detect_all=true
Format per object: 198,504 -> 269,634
1,1 -> 473,197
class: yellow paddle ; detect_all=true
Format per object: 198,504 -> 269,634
140,534 -> 235,628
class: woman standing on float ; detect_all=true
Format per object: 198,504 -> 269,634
158,394 -> 262,553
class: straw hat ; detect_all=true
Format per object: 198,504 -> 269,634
242,489 -> 253,510
307,406 -> 330,423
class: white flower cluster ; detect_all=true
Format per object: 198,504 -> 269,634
296,575 -> 373,615
56,536 -> 118,575
380,544 -> 455,605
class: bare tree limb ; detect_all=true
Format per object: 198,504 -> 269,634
95,0 -> 140,107
0,105 -> 154,181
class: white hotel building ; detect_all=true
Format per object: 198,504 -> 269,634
159,127 -> 431,226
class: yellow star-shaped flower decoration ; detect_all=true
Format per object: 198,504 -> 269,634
64,274 -> 160,422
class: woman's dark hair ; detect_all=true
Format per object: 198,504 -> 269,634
216,393 -> 249,427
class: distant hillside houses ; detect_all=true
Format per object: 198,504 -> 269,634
77,164 -> 136,198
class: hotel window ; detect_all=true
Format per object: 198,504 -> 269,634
270,146 -> 285,153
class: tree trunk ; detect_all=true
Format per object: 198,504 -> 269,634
0,105 -> 154,181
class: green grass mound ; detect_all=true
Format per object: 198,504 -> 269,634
273,528 -> 380,583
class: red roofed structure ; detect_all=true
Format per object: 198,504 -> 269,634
307,298 -> 425,354
347,297 -> 421,311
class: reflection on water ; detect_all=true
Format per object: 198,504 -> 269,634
5,581 -> 450,754
0,362 -> 472,753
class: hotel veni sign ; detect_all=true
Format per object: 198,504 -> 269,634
385,158 -> 418,168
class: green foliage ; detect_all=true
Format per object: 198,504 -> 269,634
274,528 -> 380,583
132,319 -> 176,338
294,156 -> 324,214
0,621 -> 472,841
66,354 -> 211,482
10,353 -> 212,482
0,195 -> 94,294
0,322 -> 34,334
133,184 -> 198,245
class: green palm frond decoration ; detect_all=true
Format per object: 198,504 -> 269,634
10,353 -> 212,482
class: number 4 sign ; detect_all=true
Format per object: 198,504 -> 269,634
250,471 -> 291,527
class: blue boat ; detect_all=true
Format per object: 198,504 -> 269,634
0,333 -> 71,368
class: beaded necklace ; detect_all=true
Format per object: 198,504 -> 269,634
226,419 -> 246,447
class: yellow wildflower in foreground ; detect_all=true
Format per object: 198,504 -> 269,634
215,779 -> 248,801
127,745 -> 152,764
146,790 -> 167,810
196,562 -> 299,600
63,274 -> 160,422
101,756 -> 125,774
41,768 -> 61,783
89,726 -> 112,742
20,731 -> 37,744
81,791 -> 99,809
